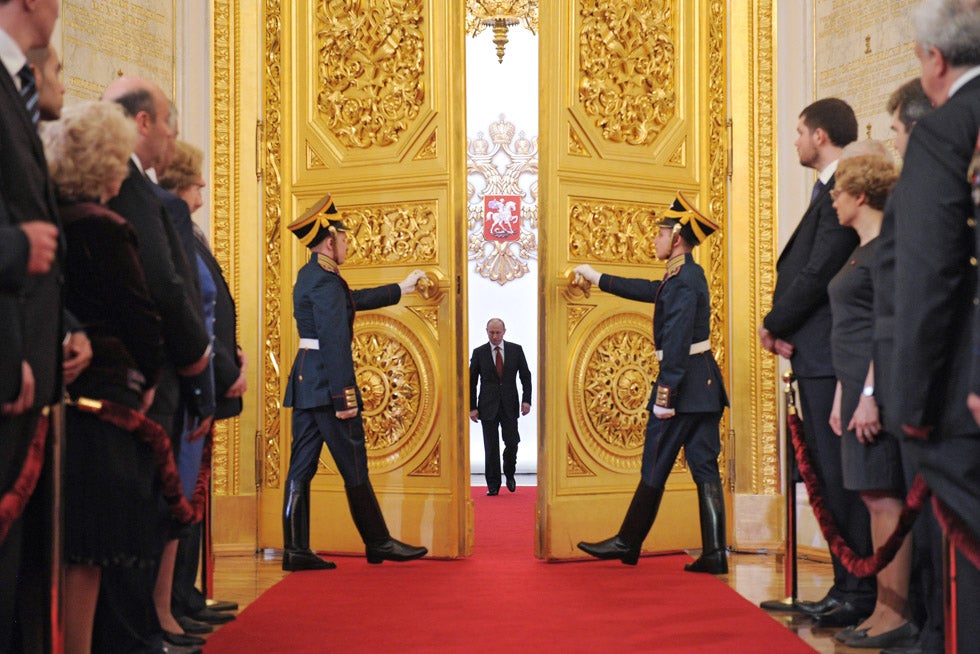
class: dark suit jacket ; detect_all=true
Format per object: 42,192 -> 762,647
764,174 -> 858,377
893,75 -> 980,436
283,254 -> 401,411
469,341 -> 532,421
0,65 -> 62,407
195,233 -> 243,420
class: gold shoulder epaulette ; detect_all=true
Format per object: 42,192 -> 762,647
317,253 -> 339,274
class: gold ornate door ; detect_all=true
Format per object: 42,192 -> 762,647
258,1 -> 470,558
537,0 -> 729,559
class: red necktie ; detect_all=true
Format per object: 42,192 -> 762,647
495,346 -> 503,377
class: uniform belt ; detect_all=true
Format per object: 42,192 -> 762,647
299,338 -> 319,350
655,340 -> 710,362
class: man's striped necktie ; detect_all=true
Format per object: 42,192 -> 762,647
18,64 -> 40,127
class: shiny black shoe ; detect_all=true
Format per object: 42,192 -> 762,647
683,549 -> 728,574
205,598 -> 239,612
189,607 -> 235,625
506,475 -> 516,492
486,488 -> 499,496
282,549 -> 337,571
175,616 -> 212,635
366,538 -> 428,564
577,536 -> 639,565
164,631 -> 207,647
845,622 -> 919,649
796,594 -> 842,616
812,601 -> 872,628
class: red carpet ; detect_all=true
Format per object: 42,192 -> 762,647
205,488 -> 814,653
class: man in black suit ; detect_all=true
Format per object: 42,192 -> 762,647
891,2 -> 980,650
469,318 -> 532,495
97,76 -> 211,653
0,1 -> 63,651
759,98 -> 876,627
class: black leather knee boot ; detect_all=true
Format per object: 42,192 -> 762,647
578,482 -> 664,565
346,482 -> 427,564
684,480 -> 728,574
282,480 -> 336,571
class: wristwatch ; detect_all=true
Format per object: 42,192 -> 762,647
862,385 -> 875,397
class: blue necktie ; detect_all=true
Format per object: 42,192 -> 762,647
810,179 -> 825,204
17,64 -> 39,127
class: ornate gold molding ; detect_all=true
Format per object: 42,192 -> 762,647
313,0 -> 425,149
352,315 -> 437,473
342,202 -> 439,266
567,199 -> 659,264
577,1 -> 676,146
263,0 -> 284,490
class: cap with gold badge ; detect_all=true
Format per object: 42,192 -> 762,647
658,192 -> 719,246
287,193 -> 349,248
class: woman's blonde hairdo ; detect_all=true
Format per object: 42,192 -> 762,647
835,154 -> 899,212
41,100 -> 137,202
158,140 -> 204,194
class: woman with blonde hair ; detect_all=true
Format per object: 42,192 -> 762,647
42,100 -> 166,654
827,142 -> 916,649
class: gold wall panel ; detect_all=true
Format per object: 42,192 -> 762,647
342,202 -> 440,267
568,199 -> 660,264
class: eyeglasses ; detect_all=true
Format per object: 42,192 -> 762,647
829,189 -> 843,200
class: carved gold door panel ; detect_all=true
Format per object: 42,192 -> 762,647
537,0 -> 729,559
259,1 -> 470,558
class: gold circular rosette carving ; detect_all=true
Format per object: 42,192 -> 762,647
351,315 -> 435,472
569,312 -> 658,472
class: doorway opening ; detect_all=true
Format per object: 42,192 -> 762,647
465,25 -> 539,488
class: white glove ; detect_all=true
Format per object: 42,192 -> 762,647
653,405 -> 676,420
399,269 -> 425,294
573,264 -> 601,285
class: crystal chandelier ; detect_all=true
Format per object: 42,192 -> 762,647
466,0 -> 538,63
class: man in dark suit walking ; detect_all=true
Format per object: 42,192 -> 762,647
759,98 -> 876,627
891,2 -> 980,649
0,1 -> 64,651
469,318 -> 532,495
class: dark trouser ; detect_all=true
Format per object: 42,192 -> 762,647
639,410 -> 723,488
286,407 -> 371,487
480,413 -> 520,490
92,564 -> 164,654
901,432 -> 980,653
172,522 -> 207,618
796,375 -> 875,603
0,411 -> 53,654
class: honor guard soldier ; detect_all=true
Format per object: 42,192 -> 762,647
574,192 -> 729,572
282,194 -> 428,570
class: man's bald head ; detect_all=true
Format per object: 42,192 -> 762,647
103,77 -> 175,171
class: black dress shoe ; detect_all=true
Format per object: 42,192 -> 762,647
577,536 -> 640,565
282,549 -> 337,571
845,622 -> 919,649
366,538 -> 427,564
683,549 -> 728,574
164,631 -> 207,647
506,475 -> 516,492
205,598 -> 239,612
811,601 -> 872,628
795,594 -> 842,616
175,616 -> 213,634
486,488 -> 499,496
161,644 -> 201,654
189,607 -> 235,625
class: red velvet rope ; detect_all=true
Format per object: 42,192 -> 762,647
0,413 -> 49,545
788,411 -> 980,576
77,399 -> 212,525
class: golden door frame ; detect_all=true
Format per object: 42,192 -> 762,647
207,1 -> 781,556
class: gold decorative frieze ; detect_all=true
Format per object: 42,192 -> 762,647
314,0 -> 425,149
567,199 -> 659,264
566,441 -> 596,477
408,306 -> 440,336
569,312 -> 657,472
568,124 -> 589,156
577,1 -> 676,146
342,202 -> 439,266
467,115 -> 539,285
306,142 -> 327,169
351,315 -> 436,472
414,130 -> 438,160
565,304 -> 594,338
263,0 -> 284,490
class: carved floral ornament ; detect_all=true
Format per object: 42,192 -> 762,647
467,115 -> 539,285
578,1 -> 676,146
314,0 -> 426,149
